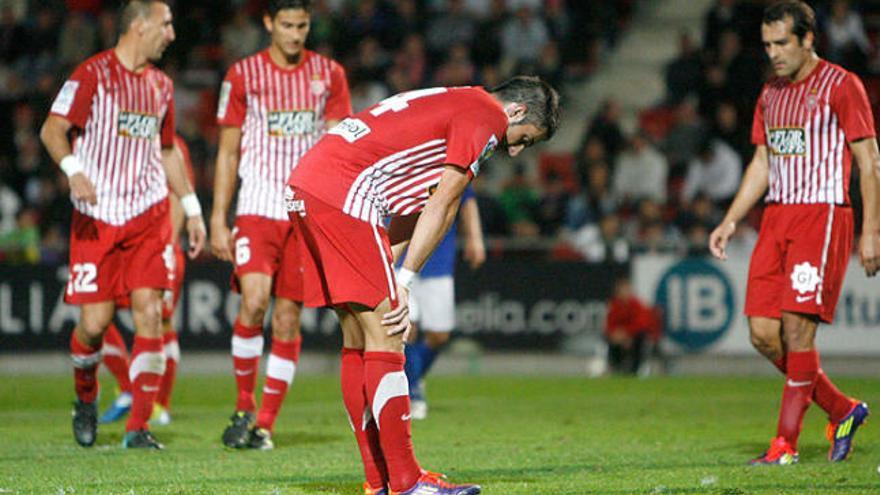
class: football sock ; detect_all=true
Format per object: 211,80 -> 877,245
256,335 -> 302,431
156,330 -> 179,409
364,351 -> 421,493
776,350 -> 819,449
341,348 -> 388,491
100,323 -> 132,393
71,331 -> 102,403
772,355 -> 852,423
126,336 -> 166,432
232,319 -> 263,412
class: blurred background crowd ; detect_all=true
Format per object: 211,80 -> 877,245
1,0 -> 879,265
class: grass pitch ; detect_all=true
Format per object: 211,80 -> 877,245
1,372 -> 878,494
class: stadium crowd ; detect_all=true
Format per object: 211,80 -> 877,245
1,0 -> 877,265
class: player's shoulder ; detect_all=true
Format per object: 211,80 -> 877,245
304,49 -> 343,71
73,49 -> 114,75
227,50 -> 268,77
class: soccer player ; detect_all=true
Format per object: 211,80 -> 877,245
709,0 -> 879,465
403,186 -> 485,420
99,135 -> 195,426
39,1 -> 206,449
210,0 -> 351,450
287,76 -> 559,495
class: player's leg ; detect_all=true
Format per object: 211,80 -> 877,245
154,244 -> 185,426
774,312 -> 820,452
71,301 -> 115,447
339,306 -> 389,494
123,287 -> 166,448
224,272 -> 272,447
98,321 -> 134,423
249,297 -> 303,449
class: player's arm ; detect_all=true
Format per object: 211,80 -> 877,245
458,195 -> 486,270
210,126 -> 242,262
708,145 -> 770,260
168,144 -> 188,239
388,213 -> 420,263
162,145 -> 206,258
40,115 -> 97,205
850,138 -> 880,276
382,166 -> 469,335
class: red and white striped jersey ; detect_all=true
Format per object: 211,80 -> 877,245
289,87 -> 508,225
217,49 -> 351,220
752,59 -> 875,205
49,50 -> 175,225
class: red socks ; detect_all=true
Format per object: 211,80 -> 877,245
776,351 -> 819,449
364,351 -> 421,493
71,331 -> 102,403
255,336 -> 302,431
341,348 -> 389,491
101,323 -> 132,394
125,336 -> 166,432
231,319 -> 264,412
157,330 -> 179,409
772,355 -> 853,423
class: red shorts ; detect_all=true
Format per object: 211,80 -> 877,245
115,243 -> 185,319
745,203 -> 853,323
289,187 -> 399,309
231,215 -> 303,301
65,199 -> 173,305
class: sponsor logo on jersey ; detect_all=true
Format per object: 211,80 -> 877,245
117,111 -> 159,139
790,261 -> 820,294
268,110 -> 317,137
768,127 -> 807,156
51,80 -> 80,116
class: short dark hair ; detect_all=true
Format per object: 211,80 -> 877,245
268,0 -> 312,17
763,0 -> 816,41
119,0 -> 163,34
489,76 -> 560,140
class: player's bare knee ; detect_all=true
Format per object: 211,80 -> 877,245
132,303 -> 162,337
77,320 -> 108,343
781,313 -> 818,351
240,292 -> 269,322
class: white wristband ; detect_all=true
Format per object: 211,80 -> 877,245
180,193 -> 202,217
396,267 -> 416,290
59,155 -> 84,177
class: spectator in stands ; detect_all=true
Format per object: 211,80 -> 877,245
825,0 -> 872,73
96,9 -> 118,50
0,6 -> 26,63
0,208 -> 39,264
713,100 -> 751,162
569,212 -> 629,263
499,162 -> 541,237
575,135 -> 608,191
500,5 -> 549,72
433,43 -> 476,86
426,0 -> 478,56
604,276 -> 661,375
663,97 -> 707,176
583,98 -> 626,162
537,171 -> 571,236
221,8 -> 262,66
472,0 -> 508,67
664,31 -> 702,104
703,0 -> 743,55
682,137 -> 742,204
613,131 -> 668,205
626,199 -> 683,254
566,162 -> 618,230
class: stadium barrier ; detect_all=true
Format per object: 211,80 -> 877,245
0,260 -> 626,351
633,253 -> 880,356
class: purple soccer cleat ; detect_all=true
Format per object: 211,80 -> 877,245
391,471 -> 480,495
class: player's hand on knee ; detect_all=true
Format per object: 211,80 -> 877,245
186,216 -> 207,259
382,286 -> 412,337
70,173 -> 97,205
859,232 -> 880,277
709,221 -> 735,260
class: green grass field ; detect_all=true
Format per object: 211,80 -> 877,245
1,373 -> 879,494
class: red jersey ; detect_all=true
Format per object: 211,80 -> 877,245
49,49 -> 175,225
288,87 -> 507,225
217,49 -> 351,220
605,297 -> 660,341
751,60 -> 875,205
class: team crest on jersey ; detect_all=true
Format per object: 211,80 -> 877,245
117,111 -> 159,139
268,110 -> 317,137
805,87 -> 819,111
310,78 -> 326,96
768,127 -> 806,156
790,261 -> 820,294
469,134 -> 499,177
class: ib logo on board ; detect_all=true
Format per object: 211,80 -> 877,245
654,258 -> 735,352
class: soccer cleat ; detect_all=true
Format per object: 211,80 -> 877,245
749,436 -> 798,466
72,400 -> 98,447
826,401 -> 869,462
99,391 -> 132,424
246,426 -> 274,450
391,471 -> 481,495
122,429 -> 164,449
151,403 -> 172,426
222,410 -> 253,448
363,482 -> 387,495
